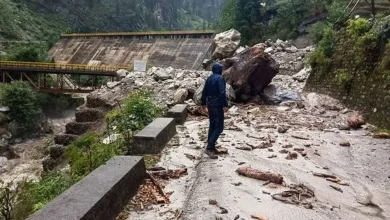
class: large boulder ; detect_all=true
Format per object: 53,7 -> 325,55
212,29 -> 241,60
194,83 -> 236,105
261,84 -> 300,105
223,46 -> 279,101
148,67 -> 172,81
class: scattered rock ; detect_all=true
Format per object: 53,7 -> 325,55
232,182 -> 242,186
209,199 -> 218,205
286,152 -> 298,160
106,81 -> 121,89
261,84 -> 300,105
116,69 -> 129,78
272,184 -> 315,208
267,154 -> 277,159
282,144 -> 293,149
293,148 -> 304,152
373,132 -> 390,139
329,185 -> 343,193
174,88 -> 188,103
339,141 -> 351,147
236,146 -> 252,151
291,134 -> 310,140
277,126 -> 289,133
236,167 -> 284,184
300,151 -> 307,157
338,123 -> 351,131
347,112 -> 365,129
219,207 -> 228,214
279,149 -> 289,154
250,214 -> 269,220
212,29 -> 241,60
184,153 -> 196,160
292,67 -> 311,82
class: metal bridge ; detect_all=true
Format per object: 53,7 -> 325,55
0,61 -> 122,93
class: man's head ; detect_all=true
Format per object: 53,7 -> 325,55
212,63 -> 223,75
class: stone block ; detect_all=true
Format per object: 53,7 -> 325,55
132,118 -> 176,154
28,156 -> 145,220
65,122 -> 96,135
54,134 -> 78,146
166,104 -> 188,124
75,108 -> 104,122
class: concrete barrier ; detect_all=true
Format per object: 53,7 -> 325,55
132,118 -> 176,154
167,104 -> 188,125
28,156 -> 145,220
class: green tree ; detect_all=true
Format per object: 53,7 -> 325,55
0,81 -> 40,135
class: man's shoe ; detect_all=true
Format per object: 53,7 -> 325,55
205,149 -> 218,159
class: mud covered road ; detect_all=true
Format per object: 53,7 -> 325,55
128,93 -> 390,220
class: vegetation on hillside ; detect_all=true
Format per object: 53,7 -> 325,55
0,0 -> 225,41
216,0 -> 389,45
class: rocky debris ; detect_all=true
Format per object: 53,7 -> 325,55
223,46 -> 279,101
339,141 -> 351,147
279,149 -> 289,154
236,145 -> 252,151
174,88 -> 188,103
348,112 -> 365,129
116,69 -> 129,78
219,206 -> 228,214
234,46 -> 246,55
54,134 -> 78,146
291,134 -> 310,140
373,132 -> 390,139
149,67 -> 173,81
261,84 -> 300,105
42,158 -> 62,172
292,67 -> 311,82
209,199 -> 218,205
313,172 -> 349,186
329,185 -> 343,193
267,154 -> 277,159
75,108 -> 104,122
277,126 -> 289,133
65,122 -> 97,135
148,168 -> 188,179
184,153 -> 196,160
212,29 -> 241,60
250,214 -> 269,220
86,93 -> 116,110
106,81 -> 121,89
49,145 -> 65,159
286,152 -> 298,160
236,167 -> 283,184
302,93 -> 344,112
272,184 -> 315,209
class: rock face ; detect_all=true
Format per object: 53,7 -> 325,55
223,46 -> 279,101
212,29 -> 241,60
261,84 -> 300,105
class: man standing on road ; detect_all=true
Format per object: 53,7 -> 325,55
201,63 -> 228,159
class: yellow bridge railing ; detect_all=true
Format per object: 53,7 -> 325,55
0,61 -> 131,75
61,30 -> 216,37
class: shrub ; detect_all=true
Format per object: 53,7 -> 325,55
347,18 -> 370,38
5,44 -> 50,62
0,81 -> 40,135
106,90 -> 162,139
65,132 -> 124,178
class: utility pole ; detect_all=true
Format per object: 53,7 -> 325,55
371,0 -> 376,16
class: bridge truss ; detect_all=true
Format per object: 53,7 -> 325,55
0,61 -> 122,93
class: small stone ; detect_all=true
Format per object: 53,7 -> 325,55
279,149 -> 289,154
339,141 -> 351,147
238,162 -> 245,165
277,126 -> 289,133
268,148 -> 274,152
234,215 -> 240,220
282,144 -> 293,148
267,154 -> 277,159
300,151 -> 307,157
209,199 -> 218,205
219,207 -> 228,214
286,152 -> 298,160
232,182 -> 242,186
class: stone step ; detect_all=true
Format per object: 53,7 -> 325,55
28,156 -> 145,220
65,122 -> 96,135
167,104 -> 188,125
54,134 -> 78,146
132,118 -> 176,154
75,108 -> 105,122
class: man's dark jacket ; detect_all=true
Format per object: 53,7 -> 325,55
201,63 -> 228,108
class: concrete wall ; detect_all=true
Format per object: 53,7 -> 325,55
29,156 -> 145,220
305,31 -> 390,128
49,33 -> 214,70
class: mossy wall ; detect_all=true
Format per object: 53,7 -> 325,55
305,29 -> 390,128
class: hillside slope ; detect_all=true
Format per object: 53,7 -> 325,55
0,0 -> 225,41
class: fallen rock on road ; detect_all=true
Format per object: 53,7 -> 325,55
236,167 -> 284,184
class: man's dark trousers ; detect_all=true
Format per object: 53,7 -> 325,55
207,106 -> 224,151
